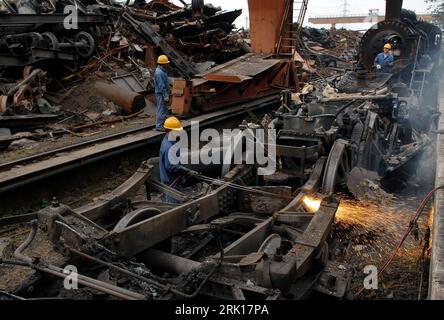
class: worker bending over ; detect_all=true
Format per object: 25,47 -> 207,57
159,117 -> 198,204
154,55 -> 172,131
374,43 -> 394,73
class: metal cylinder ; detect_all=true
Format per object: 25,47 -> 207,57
0,95 -> 9,114
94,82 -> 146,115
140,249 -> 201,275
385,0 -> 403,21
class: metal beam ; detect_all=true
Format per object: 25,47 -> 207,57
308,14 -> 434,26
122,12 -> 197,79
0,14 -> 106,25
0,96 -> 278,194
103,185 -> 225,257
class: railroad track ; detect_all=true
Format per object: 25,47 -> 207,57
0,96 -> 278,194
0,124 -> 156,171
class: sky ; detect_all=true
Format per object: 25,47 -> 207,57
170,0 -> 432,30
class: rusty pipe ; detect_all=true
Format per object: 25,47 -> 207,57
94,82 -> 146,115
385,0 -> 403,21
14,219 -> 38,265
70,248 -> 218,299
140,249 -> 201,275
0,257 -> 145,300
68,247 -> 170,290
10,221 -> 145,300
0,95 -> 9,114
40,265 -> 144,300
45,264 -> 146,300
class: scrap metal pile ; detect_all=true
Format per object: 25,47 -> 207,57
0,0 -> 247,67
0,159 -> 348,300
300,27 -> 361,77
270,7 -> 442,202
0,11 -> 440,296
0,0 -> 249,121
0,0 -> 442,301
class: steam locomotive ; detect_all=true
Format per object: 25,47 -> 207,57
359,9 -> 442,71
248,7 -> 442,199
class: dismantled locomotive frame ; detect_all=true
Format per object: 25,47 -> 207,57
0,158 -> 348,300
0,1 -> 442,301
0,0 -> 246,70
0,0 -> 250,117
231,8 -> 442,203
0,3 -> 106,67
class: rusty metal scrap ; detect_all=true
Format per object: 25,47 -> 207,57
122,12 -> 198,79
300,27 -> 361,78
94,81 -> 146,115
0,0 -> 251,123
171,53 -> 299,115
0,159 -> 347,300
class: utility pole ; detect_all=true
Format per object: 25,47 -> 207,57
342,0 -> 350,17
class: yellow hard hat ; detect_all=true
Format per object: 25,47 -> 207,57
157,55 -> 170,65
164,117 -> 183,131
384,43 -> 392,50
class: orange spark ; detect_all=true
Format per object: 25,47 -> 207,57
303,196 -> 321,213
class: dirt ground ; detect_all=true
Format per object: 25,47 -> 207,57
331,147 -> 436,300
332,197 -> 431,300
0,225 -> 66,293
1,78 -> 157,164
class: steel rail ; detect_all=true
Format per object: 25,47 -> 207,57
0,124 -> 155,171
0,14 -> 106,25
0,97 -> 277,171
0,96 -> 278,194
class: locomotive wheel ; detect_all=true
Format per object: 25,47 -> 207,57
113,208 -> 162,233
42,32 -> 59,50
74,31 -> 96,58
28,32 -> 44,47
322,139 -> 352,195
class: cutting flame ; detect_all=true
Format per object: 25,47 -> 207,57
303,196 -> 321,213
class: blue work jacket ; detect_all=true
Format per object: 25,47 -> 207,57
154,66 -> 170,97
159,135 -> 183,185
374,53 -> 394,73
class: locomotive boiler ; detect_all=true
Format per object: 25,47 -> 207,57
248,0 -> 442,199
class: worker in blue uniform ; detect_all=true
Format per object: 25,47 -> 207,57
155,55 -> 172,131
374,43 -> 394,73
159,117 -> 199,204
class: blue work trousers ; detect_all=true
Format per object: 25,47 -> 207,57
156,94 -> 169,130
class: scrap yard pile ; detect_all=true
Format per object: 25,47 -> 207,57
0,0 -> 443,302
300,27 -> 362,77
0,0 -> 250,154
0,0 -> 360,156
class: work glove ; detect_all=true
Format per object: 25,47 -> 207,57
181,166 -> 200,177
164,95 -> 170,103
376,64 -> 382,70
